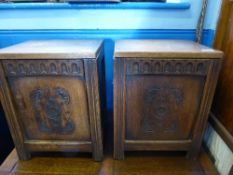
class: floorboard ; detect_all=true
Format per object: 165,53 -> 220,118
0,148 -> 218,175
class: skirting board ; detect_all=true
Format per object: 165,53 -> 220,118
204,117 -> 233,175
209,112 -> 233,152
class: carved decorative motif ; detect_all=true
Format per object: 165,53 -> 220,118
141,86 -> 183,134
3,60 -> 84,77
126,59 -> 209,75
30,87 -> 75,134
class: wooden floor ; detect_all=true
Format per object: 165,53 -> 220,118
0,148 -> 218,175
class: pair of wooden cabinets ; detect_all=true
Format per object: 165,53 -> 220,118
0,40 -> 223,161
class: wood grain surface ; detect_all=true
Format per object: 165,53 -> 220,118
0,40 -> 103,59
0,148 -> 219,175
114,40 -> 223,58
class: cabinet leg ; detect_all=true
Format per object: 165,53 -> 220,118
186,150 -> 199,160
17,150 -> 31,161
93,150 -> 103,162
114,147 -> 124,160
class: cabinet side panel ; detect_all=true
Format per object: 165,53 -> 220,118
0,62 -> 30,160
84,59 -> 103,161
188,59 -> 223,159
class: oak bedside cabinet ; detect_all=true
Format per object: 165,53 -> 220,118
113,40 -> 223,160
0,40 -> 104,161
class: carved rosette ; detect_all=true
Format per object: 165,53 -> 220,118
141,86 -> 184,135
3,60 -> 84,77
126,59 -> 209,75
30,87 -> 75,134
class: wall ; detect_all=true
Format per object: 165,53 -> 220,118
0,0 -> 220,30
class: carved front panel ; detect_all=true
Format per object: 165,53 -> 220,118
4,60 -> 91,141
125,59 -> 208,140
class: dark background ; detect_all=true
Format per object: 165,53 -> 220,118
0,105 -> 13,164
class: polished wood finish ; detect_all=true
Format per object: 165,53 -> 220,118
0,148 -> 219,175
114,40 -> 223,58
0,40 -> 104,161
114,40 -> 223,160
0,40 -> 103,59
212,0 -> 233,146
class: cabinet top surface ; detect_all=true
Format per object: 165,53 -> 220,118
0,40 -> 103,59
114,40 -> 223,59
